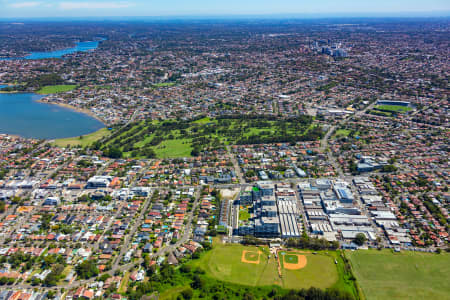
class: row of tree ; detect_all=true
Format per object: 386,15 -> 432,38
285,235 -> 340,250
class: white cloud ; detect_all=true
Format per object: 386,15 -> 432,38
9,1 -> 41,8
59,1 -> 132,10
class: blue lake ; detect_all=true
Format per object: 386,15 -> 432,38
0,40 -> 101,60
0,91 -> 104,139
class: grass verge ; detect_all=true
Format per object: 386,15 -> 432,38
52,127 -> 109,147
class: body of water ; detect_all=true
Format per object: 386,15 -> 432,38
0,92 -> 104,139
0,40 -> 101,60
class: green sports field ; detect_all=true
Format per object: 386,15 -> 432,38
37,84 -> 77,94
279,251 -> 339,290
189,243 -> 280,287
188,242 -> 342,290
374,105 -> 412,113
348,249 -> 450,300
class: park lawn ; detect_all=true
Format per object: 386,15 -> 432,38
37,85 -> 77,94
133,133 -> 157,148
335,129 -> 351,137
348,249 -> 450,300
334,129 -> 360,138
374,105 -> 412,113
118,271 -> 130,293
154,139 -> 192,158
243,127 -> 271,137
153,82 -> 176,88
279,251 -> 339,290
52,128 -> 109,147
239,208 -> 251,221
193,117 -> 214,124
159,286 -> 189,300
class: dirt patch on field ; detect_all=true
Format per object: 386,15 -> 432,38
241,250 -> 262,264
283,254 -> 307,270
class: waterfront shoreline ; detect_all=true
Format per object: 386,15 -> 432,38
0,39 -> 102,61
0,90 -> 105,140
0,83 -> 22,94
0,132 -> 34,141
36,99 -> 106,125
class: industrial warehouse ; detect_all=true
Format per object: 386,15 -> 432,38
237,182 -> 302,239
231,178 -> 408,247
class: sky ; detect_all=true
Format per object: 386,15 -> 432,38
1,0 -> 449,18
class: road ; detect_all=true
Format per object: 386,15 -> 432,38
320,125 -> 335,152
227,145 -> 245,183
111,193 -> 153,271
152,188 -> 200,257
294,188 -> 308,234
229,186 -> 242,238
92,161 -> 141,251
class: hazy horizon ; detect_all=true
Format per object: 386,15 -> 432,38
1,0 -> 449,19
1,12 -> 450,22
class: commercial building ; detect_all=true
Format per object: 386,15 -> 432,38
86,176 -> 113,189
277,198 -> 301,238
254,195 -> 280,237
239,187 -> 253,205
43,197 -> 59,206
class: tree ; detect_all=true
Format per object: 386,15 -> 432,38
99,273 -> 111,282
40,213 -> 53,231
190,147 -> 200,157
354,233 -> 367,246
382,164 -> 397,172
75,259 -> 99,279
47,290 -> 56,298
0,169 -> 7,180
142,148 -> 156,158
348,160 -> 358,174
180,265 -> 191,273
44,264 -> 64,286
191,274 -> 205,289
104,147 -> 123,158
245,170 -> 256,178
180,288 -> 193,299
